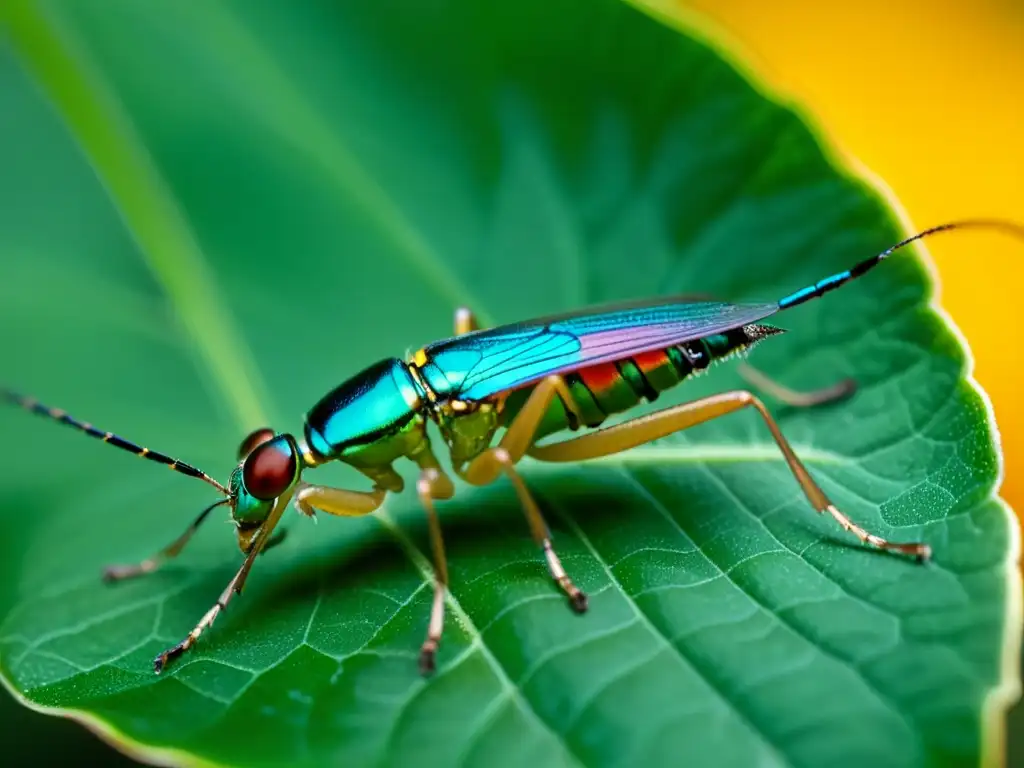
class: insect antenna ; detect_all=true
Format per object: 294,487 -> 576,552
1,389 -> 229,495
778,218 -> 1024,310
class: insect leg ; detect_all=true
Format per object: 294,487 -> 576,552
293,473 -> 454,676
154,489 -> 293,673
103,498 -> 227,582
293,483 -> 387,518
480,450 -> 588,611
528,390 -> 930,561
414,465 -> 456,674
461,376 -> 589,610
454,307 -> 481,334
737,362 -> 856,408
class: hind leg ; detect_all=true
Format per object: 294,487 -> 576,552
737,362 -> 855,408
529,390 -> 930,561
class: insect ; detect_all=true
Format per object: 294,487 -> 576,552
4,218 -> 1022,676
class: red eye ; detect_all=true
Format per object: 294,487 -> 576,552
242,435 -> 298,500
238,427 -> 276,460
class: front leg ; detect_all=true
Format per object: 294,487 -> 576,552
154,488 -> 295,673
103,498 -> 225,582
293,482 -> 387,518
159,483 -> 386,671
296,470 -> 456,676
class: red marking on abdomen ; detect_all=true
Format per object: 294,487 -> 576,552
577,361 -> 621,396
632,349 -> 670,375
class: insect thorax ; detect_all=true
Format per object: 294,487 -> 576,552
303,357 -> 431,473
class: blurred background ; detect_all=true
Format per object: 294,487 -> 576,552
685,0 -> 1024,518
2,0 -> 1022,764
679,1 -> 1024,763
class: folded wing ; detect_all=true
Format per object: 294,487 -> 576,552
421,299 -> 780,402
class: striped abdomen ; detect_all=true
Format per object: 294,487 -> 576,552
498,323 -> 781,440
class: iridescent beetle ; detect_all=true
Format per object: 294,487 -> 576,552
4,219 -> 1021,675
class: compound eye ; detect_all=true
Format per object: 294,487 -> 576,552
238,428 -> 276,460
242,435 -> 298,501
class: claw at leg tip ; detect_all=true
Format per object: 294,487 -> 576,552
570,591 -> 589,613
418,647 -> 436,676
101,565 -> 128,583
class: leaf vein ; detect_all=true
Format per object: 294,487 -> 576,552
375,512 -> 587,768
541,488 -> 792,766
695,463 -> 920,742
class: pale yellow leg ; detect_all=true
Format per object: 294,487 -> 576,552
154,488 -> 295,674
415,465 -> 456,674
468,449 -> 588,611
529,390 -> 930,561
455,307 -> 480,335
459,376 -> 589,610
738,362 -> 855,408
293,482 -> 387,518
297,464 -> 456,677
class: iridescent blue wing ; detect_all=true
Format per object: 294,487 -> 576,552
418,298 -> 780,402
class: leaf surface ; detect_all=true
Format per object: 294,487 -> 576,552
0,1 -> 1018,766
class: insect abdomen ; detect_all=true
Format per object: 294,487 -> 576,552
500,323 -> 781,440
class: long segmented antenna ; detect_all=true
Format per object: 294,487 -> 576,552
1,389 -> 229,495
778,218 -> 1024,310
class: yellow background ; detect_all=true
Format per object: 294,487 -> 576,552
679,0 -> 1024,518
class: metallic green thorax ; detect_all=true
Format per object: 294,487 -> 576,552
299,356 -> 495,474
302,358 -> 430,475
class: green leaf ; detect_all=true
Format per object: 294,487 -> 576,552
0,1 -> 1018,766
